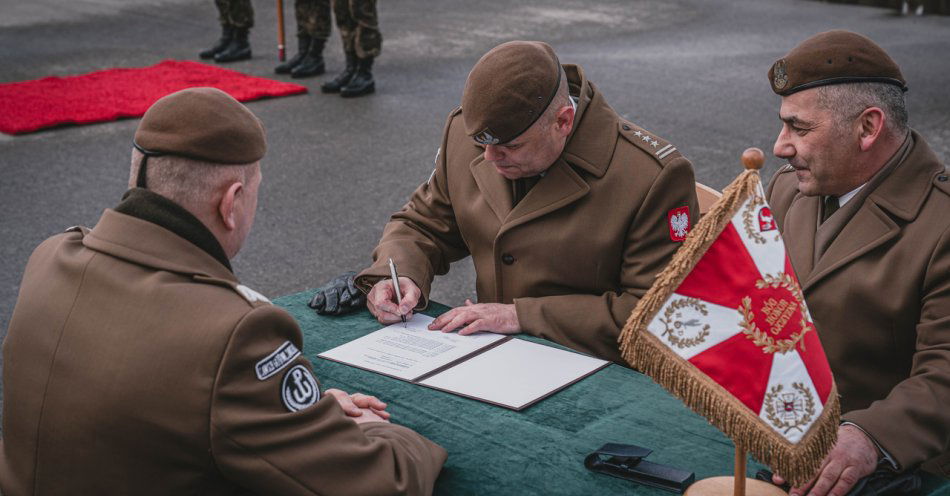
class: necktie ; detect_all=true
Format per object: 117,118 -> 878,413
822,196 -> 839,224
512,179 -> 527,206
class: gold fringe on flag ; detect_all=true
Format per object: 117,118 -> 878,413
618,168 -> 840,487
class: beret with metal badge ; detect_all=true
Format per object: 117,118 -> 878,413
769,30 -> 906,96
461,41 -> 564,145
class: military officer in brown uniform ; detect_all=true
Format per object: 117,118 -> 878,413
764,31 -> 950,495
0,87 -> 446,495
355,41 -> 700,364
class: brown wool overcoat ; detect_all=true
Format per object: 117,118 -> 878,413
357,65 -> 700,364
0,209 -> 446,495
767,131 -> 950,474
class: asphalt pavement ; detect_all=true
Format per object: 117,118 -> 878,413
1,0 -> 949,422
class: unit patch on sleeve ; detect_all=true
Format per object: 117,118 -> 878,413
668,206 -> 691,242
282,364 -> 320,412
255,341 -> 301,380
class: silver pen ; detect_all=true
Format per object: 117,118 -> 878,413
388,258 -> 407,327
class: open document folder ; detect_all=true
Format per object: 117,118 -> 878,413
318,315 -> 609,410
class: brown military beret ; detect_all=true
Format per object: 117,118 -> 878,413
769,30 -> 906,96
134,87 -> 266,164
461,41 -> 563,145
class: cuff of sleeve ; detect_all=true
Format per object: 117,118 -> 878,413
358,422 -> 448,463
841,421 -> 899,471
512,297 -> 539,336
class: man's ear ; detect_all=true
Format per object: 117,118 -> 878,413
218,181 -> 244,231
555,104 -> 575,137
857,107 -> 886,152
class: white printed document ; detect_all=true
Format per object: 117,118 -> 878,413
318,315 -> 507,381
318,315 -> 610,410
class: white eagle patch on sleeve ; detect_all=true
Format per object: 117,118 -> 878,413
667,206 -> 691,241
671,213 -> 689,238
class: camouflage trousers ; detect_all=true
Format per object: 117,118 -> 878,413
294,0 -> 381,58
214,0 -> 254,29
295,0 -> 331,40
335,0 -> 381,58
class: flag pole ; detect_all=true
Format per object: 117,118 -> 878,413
276,0 -> 286,61
734,446 -> 746,496
680,148 -> 789,496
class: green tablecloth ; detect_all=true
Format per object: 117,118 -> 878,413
276,290 -> 950,495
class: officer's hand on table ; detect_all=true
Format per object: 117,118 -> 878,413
325,389 -> 391,422
367,277 -> 421,324
772,425 -> 878,496
427,299 -> 520,336
308,271 -> 366,315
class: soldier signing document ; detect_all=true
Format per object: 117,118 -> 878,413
347,41 -> 700,363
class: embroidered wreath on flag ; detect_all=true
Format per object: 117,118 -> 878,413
659,297 -> 711,349
764,383 -> 816,434
739,274 -> 811,354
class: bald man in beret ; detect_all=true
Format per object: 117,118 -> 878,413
765,31 -> 950,495
0,87 -> 445,495
354,41 -> 699,364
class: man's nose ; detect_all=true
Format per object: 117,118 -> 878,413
773,127 -> 794,160
484,145 -> 504,162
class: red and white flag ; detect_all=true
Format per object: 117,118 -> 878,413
619,163 -> 839,485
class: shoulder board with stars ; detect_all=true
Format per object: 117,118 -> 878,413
618,121 -> 681,166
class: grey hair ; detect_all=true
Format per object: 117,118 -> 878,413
129,149 -> 257,212
537,70 -> 572,128
816,82 -> 908,139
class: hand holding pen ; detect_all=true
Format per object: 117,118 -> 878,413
365,259 -> 422,325
388,258 -> 407,328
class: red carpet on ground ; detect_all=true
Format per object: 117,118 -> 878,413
0,60 -> 308,135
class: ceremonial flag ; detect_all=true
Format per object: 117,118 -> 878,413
619,153 -> 839,486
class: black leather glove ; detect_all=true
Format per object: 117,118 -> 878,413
844,466 -> 921,496
308,271 -> 366,315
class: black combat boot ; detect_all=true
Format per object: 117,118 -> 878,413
290,38 -> 326,78
339,56 -> 375,97
320,52 -> 357,93
214,28 -> 251,63
275,35 -> 311,74
199,26 -> 233,59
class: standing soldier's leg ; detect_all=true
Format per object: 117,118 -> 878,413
339,0 -> 380,97
277,0 -> 313,74
290,0 -> 331,78
320,0 -> 359,93
199,0 -> 235,59
215,0 -> 254,63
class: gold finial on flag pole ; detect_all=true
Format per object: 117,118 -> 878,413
742,147 -> 765,170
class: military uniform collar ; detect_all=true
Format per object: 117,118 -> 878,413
868,130 -> 942,221
84,208 -> 238,283
798,130 -> 943,290
560,64 -> 617,179
114,188 -> 232,271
